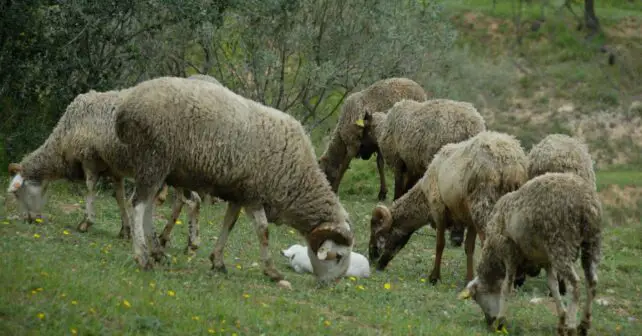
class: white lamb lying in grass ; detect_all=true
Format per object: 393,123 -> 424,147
281,244 -> 371,278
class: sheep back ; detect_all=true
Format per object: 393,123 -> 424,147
422,131 -> 529,232
114,76 -> 350,237
527,133 -> 596,190
377,98 -> 486,175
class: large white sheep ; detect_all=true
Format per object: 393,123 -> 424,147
114,76 -> 354,286
318,78 -> 427,201
369,131 -> 528,285
459,172 -> 602,336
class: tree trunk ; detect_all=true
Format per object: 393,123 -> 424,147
584,0 -> 600,35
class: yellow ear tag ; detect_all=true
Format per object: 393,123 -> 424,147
355,119 -> 365,127
457,288 -> 471,299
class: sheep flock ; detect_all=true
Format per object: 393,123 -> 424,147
6,74 -> 606,335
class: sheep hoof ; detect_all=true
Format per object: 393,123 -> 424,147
428,272 -> 440,285
118,226 -> 132,240
184,244 -> 199,256
151,249 -> 169,264
77,220 -> 93,232
159,237 -> 170,248
277,280 -> 292,290
377,190 -> 387,201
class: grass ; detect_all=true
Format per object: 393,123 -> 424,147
1,163 -> 641,335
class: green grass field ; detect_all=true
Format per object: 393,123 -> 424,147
1,161 -> 641,335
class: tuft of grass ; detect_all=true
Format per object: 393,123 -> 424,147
2,165 -> 642,335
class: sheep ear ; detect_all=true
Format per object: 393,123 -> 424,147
8,163 -> 22,177
371,204 -> 393,232
459,278 -> 479,300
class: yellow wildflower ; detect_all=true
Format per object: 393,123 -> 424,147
31,290 -> 37,295
149,301 -> 154,306
288,229 -> 295,234
175,219 -> 182,225
235,264 -> 242,270
167,290 -> 176,297
192,316 -> 200,321
243,293 -> 250,299
33,233 -> 41,238
420,278 -> 426,283
349,276 -> 357,281
36,287 -> 43,292
37,312 -> 45,320
89,308 -> 96,314
122,300 -> 131,308
35,218 -> 43,223
208,329 -> 216,334
324,320 -> 331,326
356,285 -> 365,290
71,300 -> 78,305
63,230 -> 70,235
383,283 -> 392,290
71,328 -> 78,335
149,281 -> 156,288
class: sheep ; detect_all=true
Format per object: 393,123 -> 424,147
458,172 -> 602,336
368,131 -> 529,285
281,243 -> 371,278
318,77 -> 427,201
113,76 -> 355,286
514,134 -> 597,294
6,89 -> 202,254
357,98 -> 486,246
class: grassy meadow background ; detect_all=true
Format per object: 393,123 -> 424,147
2,0 -> 642,335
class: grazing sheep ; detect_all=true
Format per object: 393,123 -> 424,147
281,243 -> 371,278
114,76 -> 354,286
458,172 -> 602,336
358,98 -> 485,246
369,131 -> 528,285
514,134 -> 596,294
6,89 -> 202,254
318,78 -> 427,201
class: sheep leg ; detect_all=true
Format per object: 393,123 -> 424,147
131,181 -> 165,270
247,205 -> 284,282
159,187 -> 186,248
113,177 -> 132,240
77,169 -> 98,232
184,191 -> 202,255
210,203 -> 242,274
464,224 -> 477,283
376,149 -> 387,201
393,163 -> 405,201
429,217 -> 447,285
155,183 -> 169,206
546,267 -> 568,336
558,264 -> 581,335
579,243 -> 599,336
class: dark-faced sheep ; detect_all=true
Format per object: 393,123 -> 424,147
369,131 -> 528,285
318,78 -> 427,201
459,172 -> 602,336
114,76 -> 354,286
514,134 -> 597,294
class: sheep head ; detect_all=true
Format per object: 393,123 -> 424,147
368,204 -> 415,270
460,276 -> 505,332
355,111 -> 379,161
6,163 -> 47,223
306,222 -> 354,285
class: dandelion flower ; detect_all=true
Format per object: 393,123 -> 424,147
235,264 -> 242,270
420,278 -> 426,283
383,283 -> 392,290
31,290 -> 37,295
288,229 -> 295,234
167,290 -> 176,297
35,218 -> 43,223
122,300 -> 131,308
324,320 -> 331,326
63,230 -> 70,235
71,300 -> 78,305
175,219 -> 182,225
149,301 -> 154,306
33,233 -> 41,238
356,285 -> 365,290
349,276 -> 357,281
192,316 -> 200,321
71,328 -> 78,335
149,281 -> 156,288
208,329 -> 216,334
89,308 -> 96,314
36,287 -> 43,292
243,293 -> 250,299
37,312 -> 45,320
